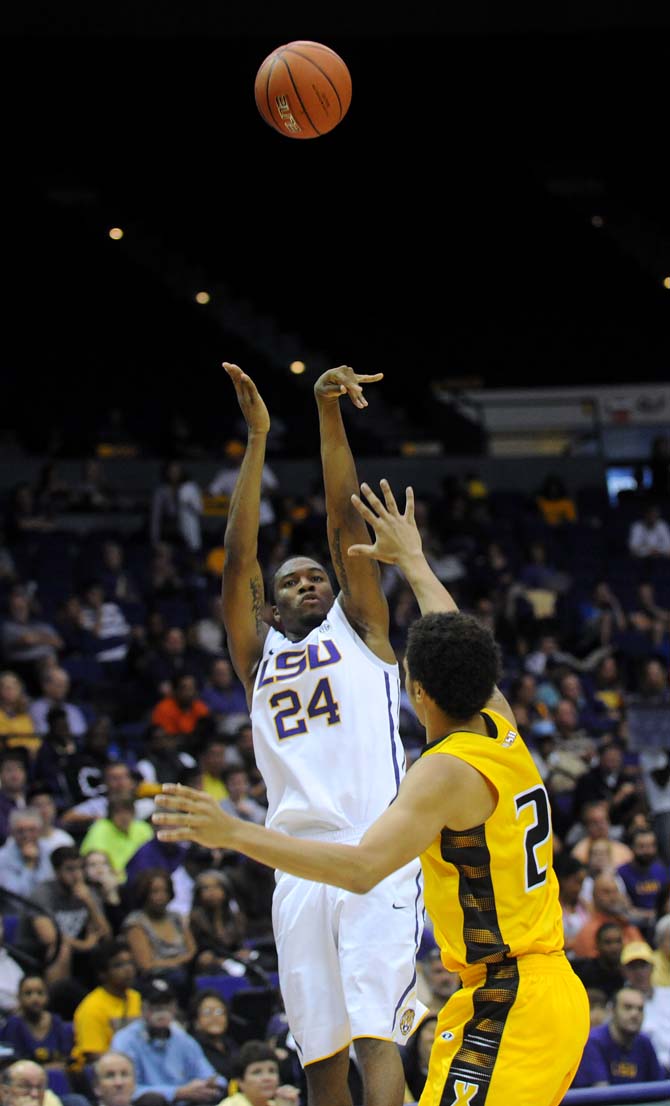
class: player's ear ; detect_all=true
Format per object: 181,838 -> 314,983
411,678 -> 424,701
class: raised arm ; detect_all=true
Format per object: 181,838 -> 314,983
348,479 -> 459,615
221,364 -> 271,702
349,479 -> 516,726
314,366 -> 393,660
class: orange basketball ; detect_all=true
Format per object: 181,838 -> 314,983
254,40 -> 352,139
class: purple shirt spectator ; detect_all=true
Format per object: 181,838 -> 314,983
618,858 -> 670,913
200,658 -> 248,733
572,1021 -> 664,1087
124,839 -> 188,886
0,1011 -> 72,1063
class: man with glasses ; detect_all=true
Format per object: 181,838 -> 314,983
1,1060 -> 49,1106
0,1059 -> 87,1106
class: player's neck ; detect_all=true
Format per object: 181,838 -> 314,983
426,710 -> 489,743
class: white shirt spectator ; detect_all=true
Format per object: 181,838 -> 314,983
209,457 -> 278,528
30,698 -> 87,738
629,509 -> 670,558
640,750 -> 670,816
642,986 -> 670,1072
0,946 -> 24,1014
150,475 -> 204,552
80,599 -> 131,662
169,863 -> 195,915
0,837 -> 54,897
29,666 -> 88,738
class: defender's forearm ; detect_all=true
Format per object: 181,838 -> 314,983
398,554 -> 460,615
227,816 -> 376,894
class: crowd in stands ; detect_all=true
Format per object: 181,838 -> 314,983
2,449 -> 670,1103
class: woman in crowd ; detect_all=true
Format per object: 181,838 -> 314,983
0,974 -> 72,1068
188,989 -> 240,1083
189,869 -> 250,974
121,867 -> 196,1005
83,849 -> 126,932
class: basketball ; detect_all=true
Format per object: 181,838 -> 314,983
254,41 -> 352,139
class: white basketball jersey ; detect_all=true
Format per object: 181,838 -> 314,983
252,596 -> 404,838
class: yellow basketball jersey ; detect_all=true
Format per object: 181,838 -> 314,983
419,707 -> 564,974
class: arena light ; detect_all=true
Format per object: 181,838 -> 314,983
195,291 -> 211,305
663,277 -> 670,290
289,361 -> 306,375
108,227 -> 124,240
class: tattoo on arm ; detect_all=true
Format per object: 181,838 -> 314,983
332,528 -> 350,598
250,576 -> 264,634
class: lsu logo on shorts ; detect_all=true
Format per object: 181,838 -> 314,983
399,1008 -> 415,1036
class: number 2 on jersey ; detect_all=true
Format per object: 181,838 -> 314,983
514,784 -> 551,891
270,677 -> 341,740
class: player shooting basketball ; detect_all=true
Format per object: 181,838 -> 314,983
190,363 -> 425,1106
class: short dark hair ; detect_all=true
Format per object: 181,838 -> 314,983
26,781 -> 55,802
406,611 -> 500,721
175,672 -> 197,689
232,1040 -> 279,1080
0,749 -> 28,771
630,825 -> 656,846
103,759 -> 130,774
271,557 -> 330,603
223,765 -> 248,785
553,853 -> 586,880
97,937 -> 133,975
51,845 -> 81,870
18,974 -> 47,992
595,921 -> 622,943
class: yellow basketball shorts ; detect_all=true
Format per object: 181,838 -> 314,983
419,952 -> 589,1106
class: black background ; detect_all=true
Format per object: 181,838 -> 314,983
2,2 -> 670,452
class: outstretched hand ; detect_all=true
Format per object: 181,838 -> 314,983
314,365 -> 383,409
223,362 -> 270,434
348,479 -> 423,565
152,784 -> 237,849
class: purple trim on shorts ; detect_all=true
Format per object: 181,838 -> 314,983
386,670 -> 401,796
391,867 -> 425,1031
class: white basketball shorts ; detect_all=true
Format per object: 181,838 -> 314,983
272,850 -> 426,1066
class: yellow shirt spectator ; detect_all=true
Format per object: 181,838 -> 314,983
72,984 -> 141,1069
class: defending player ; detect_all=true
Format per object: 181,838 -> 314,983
154,476 -> 589,1106
214,365 -> 425,1106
